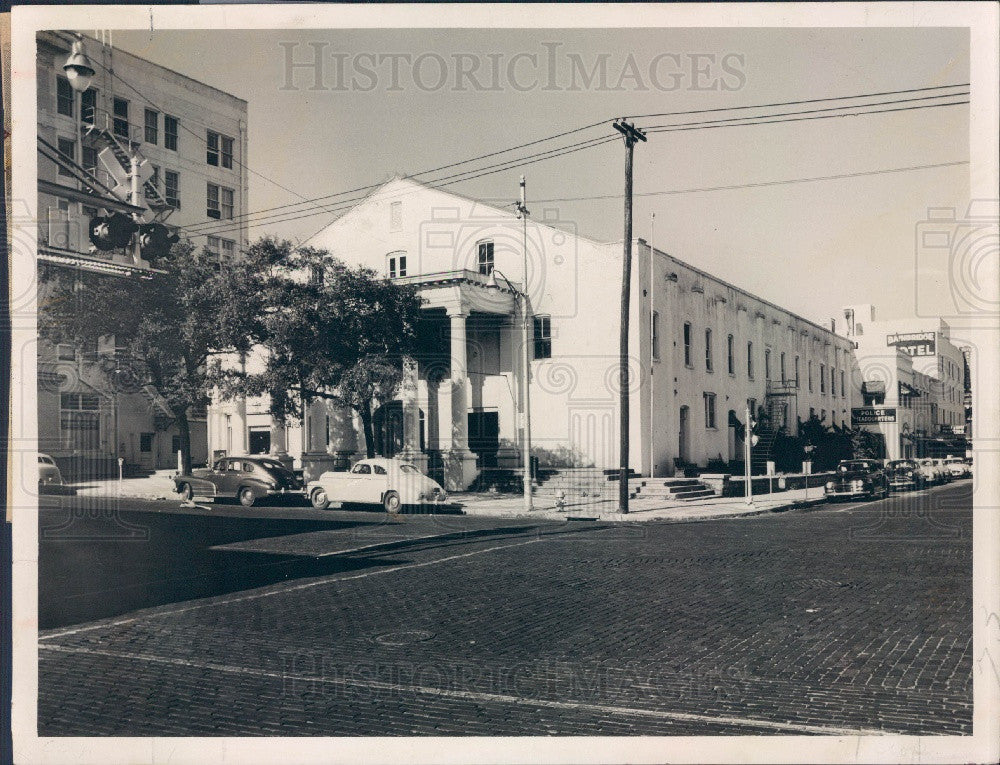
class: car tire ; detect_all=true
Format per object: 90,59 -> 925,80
238,486 -> 256,508
178,482 -> 194,502
310,487 -> 330,511
383,491 -> 401,514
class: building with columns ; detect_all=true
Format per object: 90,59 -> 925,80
211,177 -> 863,489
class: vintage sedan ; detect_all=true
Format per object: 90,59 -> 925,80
943,456 -> 969,479
825,459 -> 890,501
306,457 -> 447,512
38,453 -> 64,490
174,456 -> 304,507
885,459 -> 927,492
916,458 -> 946,485
931,458 -> 954,483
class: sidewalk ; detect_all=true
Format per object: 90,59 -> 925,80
64,470 -> 179,500
453,486 -> 828,523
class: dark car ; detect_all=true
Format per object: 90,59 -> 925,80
174,456 -> 304,507
825,459 -> 890,501
885,459 -> 927,492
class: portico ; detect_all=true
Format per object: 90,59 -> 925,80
302,270 -> 521,490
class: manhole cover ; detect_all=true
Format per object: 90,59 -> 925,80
373,630 -> 435,646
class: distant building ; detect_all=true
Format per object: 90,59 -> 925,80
36,31 -> 248,477
209,178 -> 858,488
841,304 -> 969,459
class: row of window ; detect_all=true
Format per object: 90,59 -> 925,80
681,322 -> 847,395
57,76 -> 234,168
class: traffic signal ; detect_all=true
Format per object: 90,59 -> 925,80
89,213 -> 138,251
137,223 -> 180,264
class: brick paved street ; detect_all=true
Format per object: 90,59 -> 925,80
37,482 -> 972,736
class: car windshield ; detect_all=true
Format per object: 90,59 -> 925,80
38,455 -> 54,465
254,459 -> 294,475
838,462 -> 870,473
399,464 -> 420,474
888,460 -> 916,469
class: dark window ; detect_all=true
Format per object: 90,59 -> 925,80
373,464 -> 387,475
683,323 -> 692,366
705,328 -> 713,372
145,165 -> 159,198
387,252 -> 407,278
352,463 -> 372,475
164,115 -> 178,150
56,76 -> 73,117
144,108 -> 158,144
840,370 -> 845,397
533,315 -> 552,359
477,240 -> 494,275
727,334 -> 734,374
139,433 -> 154,452
309,265 -> 324,285
820,363 -> 826,393
113,97 -> 129,138
221,135 -> 234,168
221,187 -> 234,219
164,170 -> 180,207
780,352 -> 786,382
82,145 -> 97,172
765,349 -> 771,381
80,87 -> 97,124
56,137 -> 75,176
651,311 -> 660,360
747,341 -> 754,378
704,392 -> 717,429
207,183 -> 220,219
207,130 -> 219,165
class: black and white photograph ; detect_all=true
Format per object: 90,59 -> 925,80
6,3 -> 999,763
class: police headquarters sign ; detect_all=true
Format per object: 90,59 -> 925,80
887,331 -> 936,357
852,407 -> 898,424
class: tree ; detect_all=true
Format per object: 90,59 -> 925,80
39,240 -> 267,473
215,239 -> 423,458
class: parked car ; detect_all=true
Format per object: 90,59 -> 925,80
37,453 -> 64,489
885,459 -> 927,492
306,457 -> 447,512
931,458 -> 954,483
917,458 -> 947,485
174,456 -> 304,507
825,459 -> 890,501
943,456 -> 970,479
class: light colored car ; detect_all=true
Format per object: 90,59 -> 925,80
943,456 -> 969,479
931,458 -> 953,483
38,453 -> 64,488
306,457 -> 448,512
917,458 -> 945,485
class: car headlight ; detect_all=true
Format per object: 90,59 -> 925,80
825,481 -> 835,490
851,480 -> 864,489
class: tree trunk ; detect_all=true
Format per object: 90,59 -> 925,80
176,412 -> 193,474
359,406 -> 376,458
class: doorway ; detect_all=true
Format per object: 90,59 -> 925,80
678,405 -> 690,464
248,427 -> 271,455
468,409 -> 500,468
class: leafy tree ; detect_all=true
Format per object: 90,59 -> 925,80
215,239 -> 423,458
39,240 -> 267,473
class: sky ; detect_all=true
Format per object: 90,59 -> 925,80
109,26 -> 970,328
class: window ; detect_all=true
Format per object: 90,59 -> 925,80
309,265 -> 324,285
651,311 -> 660,360
113,97 -> 129,138
373,464 -> 387,475
780,352 -> 786,383
60,393 -> 100,451
387,252 -> 407,278
207,131 -> 220,165
820,364 -> 826,393
56,76 -> 73,117
705,329 -> 713,371
206,236 -> 221,259
855,323 -> 864,336
164,170 -> 180,208
747,342 -> 754,378
221,239 -> 235,261
82,145 -> 97,173
840,370 -> 845,398
140,433 -> 154,453
533,315 -> 552,359
795,356 -> 800,386
477,240 -> 494,275
207,183 -> 220,218
145,165 -> 160,198
351,463 -> 372,475
164,115 -> 178,151
831,367 -> 836,396
683,323 -> 692,366
221,135 -> 234,169
727,334 -> 734,374
808,360 -> 813,392
765,349 -> 771,381
80,87 -> 97,125
144,108 -> 159,144
56,138 -> 75,176
221,187 -> 234,219
390,201 -> 402,231
703,392 -> 717,429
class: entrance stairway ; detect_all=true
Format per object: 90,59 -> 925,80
627,477 -> 717,502
532,468 -> 716,502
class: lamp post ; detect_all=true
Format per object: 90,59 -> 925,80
63,35 -> 96,186
489,268 -> 533,513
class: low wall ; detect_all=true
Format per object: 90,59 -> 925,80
719,472 -> 835,497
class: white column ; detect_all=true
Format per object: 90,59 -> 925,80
399,356 -> 428,472
444,310 -> 478,489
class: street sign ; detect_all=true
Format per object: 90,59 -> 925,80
852,406 -> 897,424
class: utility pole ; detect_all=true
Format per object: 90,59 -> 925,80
516,175 -> 534,512
745,404 -> 754,506
613,119 -> 646,514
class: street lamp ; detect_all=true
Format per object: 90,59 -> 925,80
489,268 -> 533,512
63,35 -> 96,192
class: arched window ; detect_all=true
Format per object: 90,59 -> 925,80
386,250 -> 407,278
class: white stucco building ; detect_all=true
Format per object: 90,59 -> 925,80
210,178 -> 861,489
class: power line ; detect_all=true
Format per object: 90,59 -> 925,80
527,160 -> 970,203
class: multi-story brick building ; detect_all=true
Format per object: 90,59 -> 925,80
208,178 -> 859,488
36,31 -> 247,476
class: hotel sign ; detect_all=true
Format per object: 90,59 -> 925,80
852,407 -> 897,424
887,331 -> 935,357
